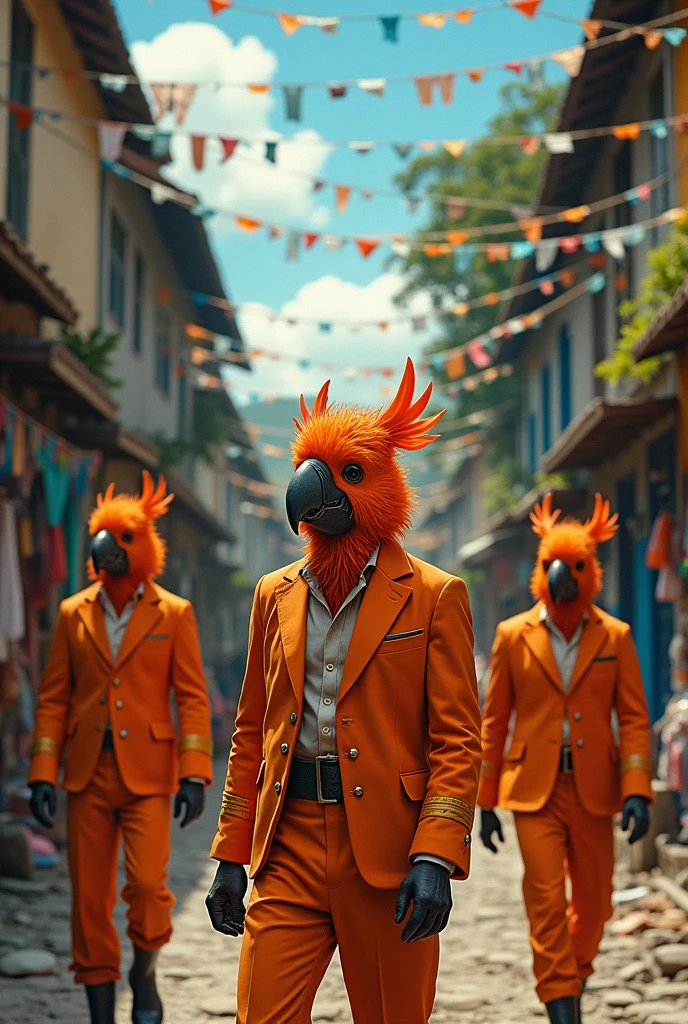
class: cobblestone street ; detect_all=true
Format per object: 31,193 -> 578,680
2,767 -> 688,1023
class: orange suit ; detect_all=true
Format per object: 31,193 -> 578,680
29,581 -> 213,984
478,601 -> 652,1002
211,540 -> 482,1022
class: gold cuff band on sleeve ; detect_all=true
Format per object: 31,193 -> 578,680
181,734 -> 213,756
419,795 -> 474,831
480,760 -> 498,781
220,792 -> 253,822
30,737 -> 59,758
621,754 -> 652,775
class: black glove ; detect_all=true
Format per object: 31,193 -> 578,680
206,861 -> 248,937
395,861 -> 452,943
622,795 -> 650,845
480,808 -> 504,853
29,781 -> 56,829
174,779 -> 205,828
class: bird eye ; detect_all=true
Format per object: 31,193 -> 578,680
575,560 -> 585,572
121,532 -> 133,544
343,464 -> 363,484
542,559 -> 550,571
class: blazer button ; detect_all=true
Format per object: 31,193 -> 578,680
113,678 -> 121,687
290,713 -> 297,724
99,696 -> 106,704
120,730 -> 128,739
349,748 -> 359,759
116,700 -> 123,710
353,786 -> 364,797
280,743 -> 289,754
274,782 -> 282,793
576,739 -> 584,748
573,712 -> 582,721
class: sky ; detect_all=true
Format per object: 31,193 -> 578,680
112,0 -> 593,407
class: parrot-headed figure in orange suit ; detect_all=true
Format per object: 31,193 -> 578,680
206,360 -> 482,1024
28,472 -> 213,1024
479,493 -> 653,1024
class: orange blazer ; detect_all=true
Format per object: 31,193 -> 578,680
210,540 -> 482,888
28,581 -> 213,795
477,602 -> 653,816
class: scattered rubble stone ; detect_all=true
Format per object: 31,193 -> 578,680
0,950 -> 57,977
602,988 -> 642,1007
653,945 -> 688,976
198,993 -> 237,1016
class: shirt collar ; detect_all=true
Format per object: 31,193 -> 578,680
539,603 -> 588,640
99,581 -> 145,619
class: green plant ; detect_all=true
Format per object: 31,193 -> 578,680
483,455 -> 530,516
533,470 -> 575,492
596,217 -> 688,385
60,325 -> 122,389
149,396 -> 236,470
148,433 -> 192,470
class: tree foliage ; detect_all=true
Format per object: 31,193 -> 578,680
60,325 -> 122,389
596,217 -> 688,385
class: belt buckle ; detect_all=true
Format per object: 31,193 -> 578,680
315,754 -> 339,804
561,746 -> 573,774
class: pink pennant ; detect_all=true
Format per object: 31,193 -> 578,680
220,138 -> 239,162
466,341 -> 491,369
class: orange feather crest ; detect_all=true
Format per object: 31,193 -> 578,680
293,358 -> 445,450
530,491 -> 618,545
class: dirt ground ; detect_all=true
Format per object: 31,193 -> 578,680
1,765 -> 687,1023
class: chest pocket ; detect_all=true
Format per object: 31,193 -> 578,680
378,628 -> 425,656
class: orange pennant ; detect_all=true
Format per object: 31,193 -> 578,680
644,29 -> 664,50
191,134 -> 206,171
424,243 -> 452,257
455,10 -> 475,24
208,0 -> 232,13
562,205 -> 590,223
486,243 -> 510,262
446,231 -> 470,247
520,136 -> 540,155
581,19 -> 602,40
186,324 -> 215,342
8,102 -> 33,131
483,292 -> 500,306
613,123 -> 641,141
453,302 -> 469,317
236,216 -> 262,232
443,140 -> 466,158
356,238 -> 380,259
446,352 -> 466,379
418,13 -> 449,28
509,0 -> 542,17
539,280 -> 555,296
377,322 -> 389,332
335,185 -> 351,213
559,269 -> 575,288
467,68 -> 485,83
419,140 -> 437,151
519,218 -> 543,242
277,13 -> 304,36
248,84 -> 270,94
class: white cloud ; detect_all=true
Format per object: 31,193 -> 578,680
130,23 -> 331,227
225,273 -> 436,406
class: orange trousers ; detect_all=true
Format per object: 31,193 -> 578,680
67,750 -> 175,985
514,773 -> 614,1004
238,798 -> 439,1024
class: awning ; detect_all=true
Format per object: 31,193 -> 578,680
0,335 -> 117,419
632,275 -> 688,362
542,397 -> 676,474
0,223 -> 77,324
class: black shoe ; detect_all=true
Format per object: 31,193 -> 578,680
129,946 -> 163,1024
545,996 -> 579,1024
85,982 -> 116,1024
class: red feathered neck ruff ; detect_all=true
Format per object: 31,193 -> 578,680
303,529 -> 378,615
101,575 -> 142,617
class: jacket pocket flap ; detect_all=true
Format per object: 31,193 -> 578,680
400,769 -> 431,801
150,721 -> 177,741
504,739 -> 526,762
256,759 -> 266,786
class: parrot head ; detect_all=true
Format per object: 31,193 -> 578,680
287,358 -> 445,613
87,471 -> 173,614
529,492 -> 618,640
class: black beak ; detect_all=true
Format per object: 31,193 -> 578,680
547,559 -> 579,604
90,530 -> 129,577
285,459 -> 354,537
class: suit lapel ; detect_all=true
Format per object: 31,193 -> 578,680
76,584 -> 112,668
275,566 -> 309,712
523,605 -> 564,694
569,608 -> 607,694
338,541 -> 413,703
114,582 -> 163,670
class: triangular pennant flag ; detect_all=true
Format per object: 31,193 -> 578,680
559,269 -> 575,287
150,83 -> 172,121
312,180 -> 326,192
220,138 -> 239,162
455,10 -> 475,24
356,238 -> 380,258
453,302 -> 469,317
349,141 -> 374,154
446,352 -> 466,379
419,141 -> 437,151
323,235 -> 344,251
447,230 -> 470,247
504,62 -> 522,75
335,185 -> 351,213
467,340 -> 491,369
358,78 -> 386,98
287,232 -> 300,261
171,83 -> 197,126
551,45 -> 585,78
8,102 -> 33,132
562,204 -> 590,223
303,233 -> 320,249
414,76 -> 434,107
393,143 -> 413,159
445,198 -> 466,220
520,136 -> 540,155
209,0 -> 232,13
519,218 -> 542,242
418,13 -> 449,28
191,135 -> 206,170
467,68 -> 485,83
269,226 -> 285,239
509,0 -> 542,18
380,16 -> 399,42
539,279 -> 555,296
559,237 -> 581,254
543,132 -> 574,154
248,84 -> 270,94
283,85 -> 303,121
277,13 -> 304,36
99,73 -> 129,93
438,73 -> 455,105
443,140 -> 466,158
265,141 -> 277,164
97,121 -> 127,161
328,85 -> 347,99
644,29 -> 664,50
664,28 -> 687,47
310,17 -> 340,33
362,189 -> 376,201
613,123 -> 641,141
581,19 -> 602,40
236,216 -> 262,232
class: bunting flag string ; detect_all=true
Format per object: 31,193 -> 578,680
3,8 -> 687,116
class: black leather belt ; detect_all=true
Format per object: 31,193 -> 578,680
102,727 -> 114,751
287,756 -> 343,804
559,746 -> 573,774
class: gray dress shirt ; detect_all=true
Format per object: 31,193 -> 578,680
540,605 -> 588,745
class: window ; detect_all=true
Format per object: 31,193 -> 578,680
155,305 -> 171,395
541,364 -> 551,454
108,212 -> 126,326
650,69 -> 670,244
558,325 -> 572,431
5,0 -> 34,240
528,413 -> 537,475
132,252 -> 144,353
